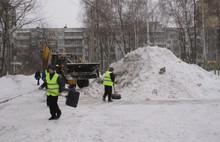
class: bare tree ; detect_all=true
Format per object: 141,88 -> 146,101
81,0 -> 160,72
159,0 -> 196,63
81,0 -> 120,72
0,0 -> 38,76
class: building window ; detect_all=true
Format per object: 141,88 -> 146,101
65,39 -> 82,45
16,33 -> 30,37
64,32 -> 82,37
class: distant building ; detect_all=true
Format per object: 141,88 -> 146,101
149,22 -> 166,48
165,28 -> 181,58
195,0 -> 220,66
195,0 -> 220,28
13,28 -> 88,74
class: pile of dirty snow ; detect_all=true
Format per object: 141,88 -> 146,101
0,75 -> 36,102
82,46 -> 220,101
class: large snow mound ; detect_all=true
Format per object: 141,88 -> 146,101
83,46 -> 220,101
112,46 -> 220,100
0,74 -> 36,102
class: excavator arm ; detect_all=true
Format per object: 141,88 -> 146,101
41,45 -> 52,70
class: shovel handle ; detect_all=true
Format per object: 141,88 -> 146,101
113,84 -> 117,93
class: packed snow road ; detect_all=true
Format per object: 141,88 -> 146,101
0,86 -> 220,142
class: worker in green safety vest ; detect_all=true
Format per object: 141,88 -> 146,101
103,67 -> 115,102
39,65 -> 63,120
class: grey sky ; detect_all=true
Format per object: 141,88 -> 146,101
40,0 -> 82,28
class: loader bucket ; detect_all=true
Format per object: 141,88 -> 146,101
63,63 -> 100,80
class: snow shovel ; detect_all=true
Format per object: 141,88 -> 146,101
112,85 -> 121,99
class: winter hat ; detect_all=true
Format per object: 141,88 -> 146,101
109,67 -> 114,72
47,65 -> 56,71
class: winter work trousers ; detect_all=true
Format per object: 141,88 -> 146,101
103,86 -> 112,101
37,78 -> 40,85
47,96 -> 61,117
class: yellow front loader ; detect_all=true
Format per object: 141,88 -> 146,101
41,45 -> 99,88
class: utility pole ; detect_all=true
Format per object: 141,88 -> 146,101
95,0 -> 104,73
202,0 -> 207,67
89,8 -> 95,62
193,0 -> 197,64
146,0 -> 150,46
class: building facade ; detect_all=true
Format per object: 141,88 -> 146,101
12,27 -> 88,74
195,0 -> 220,68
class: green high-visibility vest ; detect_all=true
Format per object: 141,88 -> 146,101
103,71 -> 113,86
46,73 -> 59,96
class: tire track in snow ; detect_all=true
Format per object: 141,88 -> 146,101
0,89 -> 39,104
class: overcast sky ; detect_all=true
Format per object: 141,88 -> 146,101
38,0 -> 83,28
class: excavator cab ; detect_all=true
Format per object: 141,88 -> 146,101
51,53 -> 72,74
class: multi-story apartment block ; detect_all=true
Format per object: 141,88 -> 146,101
195,0 -> 220,67
165,28 -> 181,58
149,22 -> 166,48
13,27 -> 88,74
31,27 -> 87,60
62,28 -> 87,60
196,0 -> 220,28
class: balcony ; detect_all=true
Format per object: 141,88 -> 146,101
64,36 -> 83,39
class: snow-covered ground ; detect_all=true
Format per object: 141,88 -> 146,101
0,46 -> 220,142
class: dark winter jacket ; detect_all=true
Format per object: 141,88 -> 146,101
41,71 -> 46,81
110,72 -> 115,83
34,70 -> 41,80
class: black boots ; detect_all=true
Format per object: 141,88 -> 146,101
102,97 -> 113,102
56,112 -> 61,119
48,112 -> 61,120
48,116 -> 56,120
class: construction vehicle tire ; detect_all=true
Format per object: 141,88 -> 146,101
77,80 -> 89,88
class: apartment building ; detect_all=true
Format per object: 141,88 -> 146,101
149,22 -> 166,48
195,0 -> 220,66
165,28 -> 181,58
12,27 -> 88,74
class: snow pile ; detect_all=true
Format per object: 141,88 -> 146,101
83,46 -> 220,101
112,46 -> 220,100
0,75 -> 36,102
